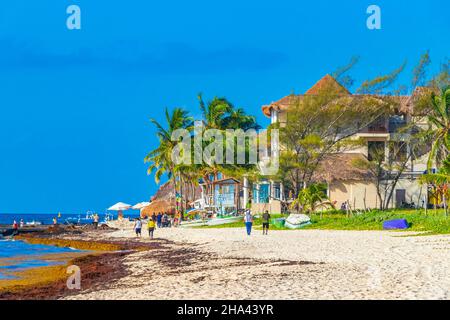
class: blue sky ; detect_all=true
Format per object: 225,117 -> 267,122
0,0 -> 448,214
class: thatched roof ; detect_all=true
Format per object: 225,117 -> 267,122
150,181 -> 175,201
262,75 -> 429,117
398,86 -> 436,115
305,74 -> 351,95
262,74 -> 350,117
312,153 -> 373,183
141,200 -> 175,217
142,180 -> 202,216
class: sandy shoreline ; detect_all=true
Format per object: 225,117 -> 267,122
58,222 -> 450,300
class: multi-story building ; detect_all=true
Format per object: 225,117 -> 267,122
250,74 -> 431,213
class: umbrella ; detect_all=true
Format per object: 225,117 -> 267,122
108,202 -> 132,211
132,202 -> 151,210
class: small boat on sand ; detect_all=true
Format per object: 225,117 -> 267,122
180,215 -> 242,228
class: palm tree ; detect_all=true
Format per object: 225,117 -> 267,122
196,94 -> 260,210
427,86 -> 450,170
290,183 -> 335,216
421,155 -> 450,216
198,94 -> 260,131
145,107 -> 193,210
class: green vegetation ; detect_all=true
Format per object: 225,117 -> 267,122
145,96 -> 260,214
199,210 -> 450,234
304,210 -> 450,234
426,86 -> 450,170
197,214 -> 283,229
145,55 -> 450,230
290,183 -> 335,214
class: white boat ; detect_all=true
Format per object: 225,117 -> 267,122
206,215 -> 242,226
25,221 -> 42,226
179,215 -> 243,228
179,220 -> 207,228
284,214 -> 311,229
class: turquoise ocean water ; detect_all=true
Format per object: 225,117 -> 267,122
0,240 -> 82,279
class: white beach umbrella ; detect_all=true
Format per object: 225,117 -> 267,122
132,202 -> 151,210
108,202 -> 132,211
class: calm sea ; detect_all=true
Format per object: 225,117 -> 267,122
0,212 -> 141,226
0,212 -> 140,279
0,240 -> 83,279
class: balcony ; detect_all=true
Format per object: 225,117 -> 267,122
357,117 -> 390,138
358,125 -> 389,138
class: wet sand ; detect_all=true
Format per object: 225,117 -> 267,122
0,229 -> 170,300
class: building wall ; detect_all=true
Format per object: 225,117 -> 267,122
252,200 -> 281,214
329,178 -> 427,210
393,177 -> 427,207
330,180 -> 379,209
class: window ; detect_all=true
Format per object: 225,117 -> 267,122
259,184 -> 270,203
389,115 -> 406,133
368,141 -> 385,161
253,184 -> 270,203
273,183 -> 281,200
368,116 -> 387,133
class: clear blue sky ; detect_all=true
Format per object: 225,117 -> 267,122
0,0 -> 448,213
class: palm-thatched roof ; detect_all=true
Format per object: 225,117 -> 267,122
262,75 -> 430,117
305,74 -> 351,95
141,180 -> 202,216
312,153 -> 373,183
141,199 -> 175,217
262,74 -> 351,117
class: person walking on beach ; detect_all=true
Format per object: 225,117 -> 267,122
93,213 -> 99,229
262,210 -> 271,235
244,210 -> 253,236
19,219 -> 24,229
147,218 -> 156,239
134,218 -> 142,237
156,212 -> 162,228
162,213 -> 168,227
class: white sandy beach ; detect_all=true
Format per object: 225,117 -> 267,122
65,223 -> 450,300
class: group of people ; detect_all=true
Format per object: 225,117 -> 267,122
133,212 -> 177,239
153,212 -> 175,228
132,210 -> 272,239
12,219 -> 24,230
244,210 -> 271,236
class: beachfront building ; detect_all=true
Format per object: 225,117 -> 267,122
254,74 -> 431,212
199,174 -> 242,216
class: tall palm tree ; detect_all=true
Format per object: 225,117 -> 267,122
421,155 -> 450,216
198,94 -> 260,131
145,107 -> 193,209
427,86 -> 450,170
196,94 -> 260,209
